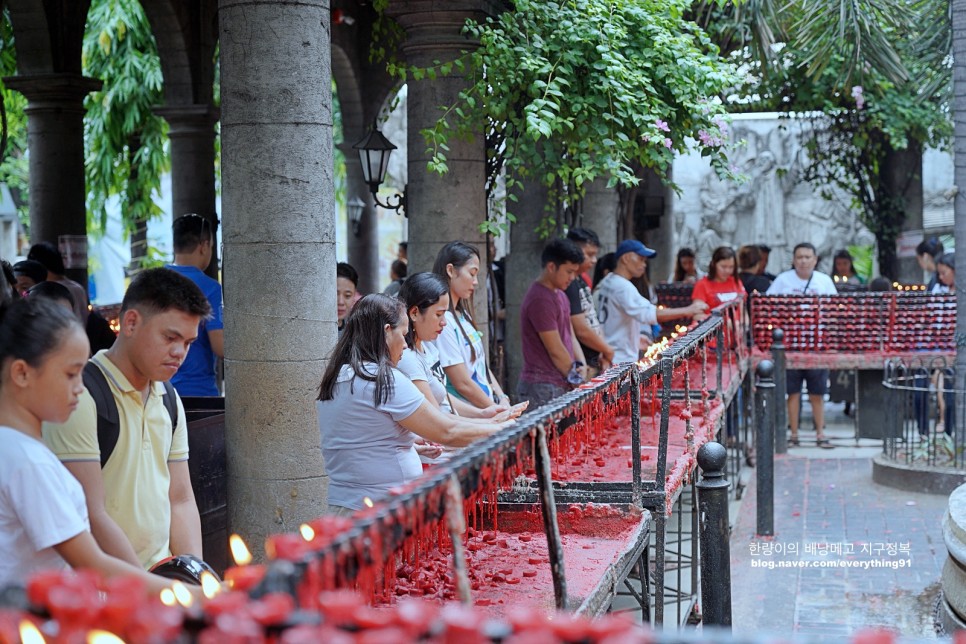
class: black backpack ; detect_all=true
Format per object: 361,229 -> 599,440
82,361 -> 179,468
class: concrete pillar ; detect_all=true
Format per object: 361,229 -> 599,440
581,178 -> 621,252
505,181 -> 550,398
156,105 -> 220,278
219,0 -> 334,557
387,3 -> 495,347
5,73 -> 101,287
341,144 -> 380,294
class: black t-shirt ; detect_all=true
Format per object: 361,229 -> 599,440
564,277 -> 601,366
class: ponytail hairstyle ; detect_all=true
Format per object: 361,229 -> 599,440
318,294 -> 406,406
432,241 -> 482,362
398,272 -> 449,349
0,297 -> 83,370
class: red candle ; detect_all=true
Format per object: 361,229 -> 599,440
265,533 -> 310,562
317,590 -> 362,626
198,612 -> 264,644
224,564 -> 266,593
99,576 -> 145,635
204,590 -> 249,618
249,592 -> 295,626
25,569 -> 68,608
126,601 -> 184,643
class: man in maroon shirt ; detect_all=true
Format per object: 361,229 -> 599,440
517,238 -> 587,409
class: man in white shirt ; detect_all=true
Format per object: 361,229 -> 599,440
766,242 -> 838,448
595,240 -> 708,364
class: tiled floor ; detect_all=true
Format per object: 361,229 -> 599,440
730,404 -> 949,638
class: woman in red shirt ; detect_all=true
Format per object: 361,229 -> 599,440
691,246 -> 746,310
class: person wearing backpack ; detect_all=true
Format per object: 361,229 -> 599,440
43,268 -> 211,569
0,297 -> 186,594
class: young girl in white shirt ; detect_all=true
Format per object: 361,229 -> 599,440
431,241 -> 511,409
0,297 -> 174,594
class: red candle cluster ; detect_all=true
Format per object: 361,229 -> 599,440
751,292 -> 956,352
15,569 -> 183,643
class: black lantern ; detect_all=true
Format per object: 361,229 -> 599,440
352,123 -> 407,216
347,197 -> 366,237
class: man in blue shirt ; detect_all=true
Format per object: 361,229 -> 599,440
166,214 -> 224,396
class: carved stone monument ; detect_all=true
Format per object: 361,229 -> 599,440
671,113 -> 875,275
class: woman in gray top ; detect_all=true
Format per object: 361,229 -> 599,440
317,294 -> 514,514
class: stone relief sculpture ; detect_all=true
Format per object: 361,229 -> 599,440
675,116 -> 870,273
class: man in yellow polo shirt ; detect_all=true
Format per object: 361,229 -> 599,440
43,268 -> 211,569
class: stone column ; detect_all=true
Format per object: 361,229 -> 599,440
505,181 -> 549,398
387,3 -> 494,322
219,0 -> 333,557
156,105 -> 220,278
581,178 -> 621,252
341,143 -> 380,294
5,73 -> 101,287
941,484 -> 966,632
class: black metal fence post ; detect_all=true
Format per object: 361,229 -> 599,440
771,328 -> 787,454
697,441 -> 732,628
756,360 -> 776,537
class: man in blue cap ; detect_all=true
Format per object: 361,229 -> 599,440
595,240 -> 708,363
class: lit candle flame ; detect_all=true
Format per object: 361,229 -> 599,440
159,588 -> 177,606
363,497 -> 374,508
19,621 -> 45,644
200,571 -> 221,599
172,580 -> 193,608
87,630 -> 125,644
230,533 -> 253,566
299,523 -> 315,542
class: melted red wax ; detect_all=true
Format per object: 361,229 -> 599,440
369,507 -> 644,616
539,402 -> 720,485
316,444 -> 531,606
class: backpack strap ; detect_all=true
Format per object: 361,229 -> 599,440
161,381 -> 180,434
83,361 -> 120,468
83,361 -> 180,469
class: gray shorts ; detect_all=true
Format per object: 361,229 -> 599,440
516,381 -> 569,410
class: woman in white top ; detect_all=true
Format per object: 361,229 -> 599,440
432,241 -> 511,409
317,294 -> 514,514
0,298 -> 174,594
397,272 -> 527,422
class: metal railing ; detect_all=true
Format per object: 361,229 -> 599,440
882,358 -> 964,469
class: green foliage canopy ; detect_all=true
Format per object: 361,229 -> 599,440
83,0 -> 169,249
393,0 -> 742,234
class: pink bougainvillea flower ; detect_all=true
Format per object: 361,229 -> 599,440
663,137 -> 673,149
655,119 -> 670,132
851,85 -> 865,110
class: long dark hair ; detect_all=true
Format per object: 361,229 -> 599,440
318,294 -> 405,406
707,246 -> 739,283
398,272 -> 448,349
0,297 -> 83,369
673,247 -> 696,282
593,252 -> 616,288
432,241 -> 481,361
